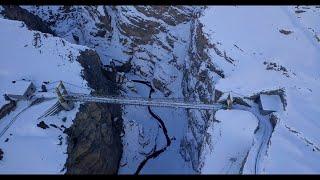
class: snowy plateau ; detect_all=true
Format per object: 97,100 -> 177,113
0,5 -> 319,174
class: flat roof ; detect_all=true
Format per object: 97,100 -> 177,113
260,94 -> 282,112
6,81 -> 33,96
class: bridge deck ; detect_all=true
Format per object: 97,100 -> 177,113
65,93 -> 224,110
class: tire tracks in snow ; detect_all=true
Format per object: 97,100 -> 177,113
0,98 -> 56,138
234,104 -> 273,174
0,105 -> 30,138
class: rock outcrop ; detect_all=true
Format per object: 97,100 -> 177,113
64,50 -> 123,174
0,100 -> 16,120
65,103 -> 122,174
1,5 -> 55,35
180,11 -> 222,172
0,148 -> 3,161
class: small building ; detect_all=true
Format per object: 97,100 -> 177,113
259,94 -> 282,115
5,81 -> 36,100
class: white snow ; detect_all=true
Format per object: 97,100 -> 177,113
260,94 -> 282,112
5,81 -> 33,96
0,17 -> 90,173
201,110 -> 258,174
0,97 -> 9,109
0,100 -> 81,174
97,6 -> 105,16
200,6 -> 320,173
0,18 -> 90,95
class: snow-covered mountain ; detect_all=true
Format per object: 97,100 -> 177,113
0,5 -> 319,174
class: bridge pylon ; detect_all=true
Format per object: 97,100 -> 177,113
55,81 -> 74,111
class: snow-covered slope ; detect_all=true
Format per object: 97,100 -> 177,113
0,18 -> 90,92
1,5 -> 319,174
200,6 -> 320,173
0,17 -> 90,173
201,110 -> 258,174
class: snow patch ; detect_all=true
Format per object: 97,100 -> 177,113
200,6 -> 320,173
260,94 -> 282,112
201,109 -> 258,174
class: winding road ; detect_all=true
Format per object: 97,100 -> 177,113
233,104 -> 273,174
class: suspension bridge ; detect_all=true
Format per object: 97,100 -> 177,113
37,81 -> 228,119
64,92 -> 224,110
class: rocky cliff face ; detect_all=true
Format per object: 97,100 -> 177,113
0,5 -> 55,35
64,50 -> 123,174
64,102 -> 122,174
180,14 -> 221,171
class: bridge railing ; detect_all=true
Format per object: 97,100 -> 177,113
66,92 -> 216,105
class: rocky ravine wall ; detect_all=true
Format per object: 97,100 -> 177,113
64,50 -> 123,174
180,10 -> 225,172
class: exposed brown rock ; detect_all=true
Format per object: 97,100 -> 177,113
152,78 -> 172,97
279,29 -> 293,35
65,102 -> 122,174
37,121 -> 49,129
1,5 -> 55,35
0,100 -> 16,120
0,148 -> 3,160
135,6 -> 192,26
64,49 -> 123,174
